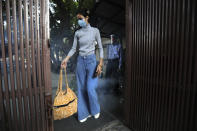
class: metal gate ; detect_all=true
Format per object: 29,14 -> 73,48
125,0 -> 197,130
0,0 -> 53,131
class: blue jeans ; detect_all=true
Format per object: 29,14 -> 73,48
76,54 -> 100,120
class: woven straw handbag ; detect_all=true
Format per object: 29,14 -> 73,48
53,69 -> 77,120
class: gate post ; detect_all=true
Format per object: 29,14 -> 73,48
41,0 -> 53,130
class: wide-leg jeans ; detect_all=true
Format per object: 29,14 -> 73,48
76,54 -> 100,121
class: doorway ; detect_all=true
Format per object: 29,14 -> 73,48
50,0 -> 128,130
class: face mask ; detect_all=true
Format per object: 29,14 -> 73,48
78,19 -> 87,28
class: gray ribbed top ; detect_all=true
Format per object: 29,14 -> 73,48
67,24 -> 104,58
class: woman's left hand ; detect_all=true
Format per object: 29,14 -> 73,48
96,64 -> 102,76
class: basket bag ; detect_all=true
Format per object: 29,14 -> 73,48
53,69 -> 77,120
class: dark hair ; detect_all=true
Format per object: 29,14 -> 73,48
77,9 -> 90,17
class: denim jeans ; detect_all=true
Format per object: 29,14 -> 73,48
76,54 -> 100,120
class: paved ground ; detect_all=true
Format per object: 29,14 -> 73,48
51,71 -> 130,131
54,110 -> 130,131
95,120 -> 131,131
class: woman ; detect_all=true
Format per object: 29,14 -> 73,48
61,10 -> 103,123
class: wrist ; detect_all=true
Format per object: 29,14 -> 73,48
64,57 -> 68,62
98,64 -> 103,67
98,62 -> 103,66
65,56 -> 70,61
99,58 -> 103,65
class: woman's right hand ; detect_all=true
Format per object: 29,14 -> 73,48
61,58 -> 68,69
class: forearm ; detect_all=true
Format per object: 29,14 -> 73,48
64,55 -> 71,62
98,58 -> 103,66
66,32 -> 77,58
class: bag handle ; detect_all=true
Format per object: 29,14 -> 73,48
56,68 -> 69,95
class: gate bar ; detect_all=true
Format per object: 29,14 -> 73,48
12,0 -> 24,130
35,0 -> 45,130
0,61 -> 5,130
18,0 -> 30,130
30,0 -> 40,130
188,0 -> 196,129
0,1 -> 12,130
24,0 -> 35,130
6,0 -> 18,130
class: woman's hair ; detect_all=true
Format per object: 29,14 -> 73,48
77,9 -> 90,18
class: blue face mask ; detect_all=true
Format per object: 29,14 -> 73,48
78,19 -> 87,28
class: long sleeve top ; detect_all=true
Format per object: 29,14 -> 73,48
67,24 -> 104,58
107,43 -> 122,69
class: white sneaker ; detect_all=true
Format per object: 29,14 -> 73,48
79,115 -> 91,123
94,113 -> 100,119
79,118 -> 87,123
